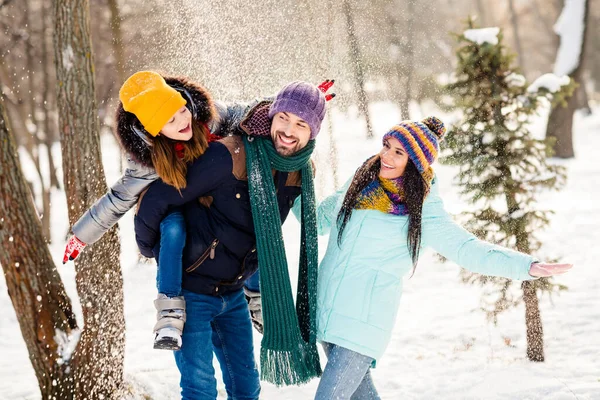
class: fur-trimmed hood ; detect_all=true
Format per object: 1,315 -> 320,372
115,75 -> 217,168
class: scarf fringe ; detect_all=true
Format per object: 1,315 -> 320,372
260,343 -> 322,386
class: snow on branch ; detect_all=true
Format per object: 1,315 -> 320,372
527,73 -> 570,93
463,27 -> 500,45
505,73 -> 526,88
553,0 -> 586,75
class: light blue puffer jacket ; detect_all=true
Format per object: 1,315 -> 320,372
314,177 -> 536,362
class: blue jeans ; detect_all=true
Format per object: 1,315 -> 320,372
175,288 -> 260,400
245,270 -> 260,292
155,211 -> 186,297
314,342 -> 380,400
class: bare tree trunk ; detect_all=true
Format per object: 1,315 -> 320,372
25,0 -> 52,242
500,134 -> 545,362
0,92 -> 78,399
511,201 -> 545,362
547,0 -> 589,158
522,280 -> 544,361
532,0 -> 560,52
108,0 -> 127,174
589,13 -> 600,87
53,0 -> 125,398
547,97 -> 577,158
0,62 -> 40,165
342,0 -> 373,138
508,0 -> 526,74
327,114 -> 339,189
475,0 -> 488,26
575,82 -> 592,115
400,0 -> 415,120
42,0 -> 61,190
324,0 -> 339,189
0,59 -> 53,242
107,0 -> 126,85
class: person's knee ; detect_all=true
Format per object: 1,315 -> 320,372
160,218 -> 186,244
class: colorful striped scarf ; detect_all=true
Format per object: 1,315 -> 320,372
354,175 -> 409,215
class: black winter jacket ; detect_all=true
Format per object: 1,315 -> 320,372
134,104 -> 306,296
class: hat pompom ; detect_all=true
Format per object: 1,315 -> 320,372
421,116 -> 446,140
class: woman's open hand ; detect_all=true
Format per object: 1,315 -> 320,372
529,262 -> 573,278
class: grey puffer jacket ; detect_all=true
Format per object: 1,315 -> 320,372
72,75 -> 259,244
72,157 -> 158,244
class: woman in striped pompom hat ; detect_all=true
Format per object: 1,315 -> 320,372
312,116 -> 573,399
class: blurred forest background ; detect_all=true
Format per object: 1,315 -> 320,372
3,0 -> 598,157
2,0 -> 598,240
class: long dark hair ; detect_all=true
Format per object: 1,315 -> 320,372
336,155 -> 427,270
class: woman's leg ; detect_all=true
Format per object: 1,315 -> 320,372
154,210 -> 186,349
157,210 -> 186,297
350,369 -> 380,400
315,342 -> 380,400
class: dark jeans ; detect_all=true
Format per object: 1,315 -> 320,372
175,288 -> 260,400
155,211 -> 185,297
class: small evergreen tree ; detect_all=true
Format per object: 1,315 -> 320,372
441,20 -> 574,362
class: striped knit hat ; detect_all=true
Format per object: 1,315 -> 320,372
382,116 -> 446,186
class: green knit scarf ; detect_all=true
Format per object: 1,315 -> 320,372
244,134 -> 321,386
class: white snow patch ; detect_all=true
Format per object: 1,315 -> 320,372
463,27 -> 500,45
553,0 -> 587,75
505,73 -> 526,88
62,45 -> 74,71
509,209 -> 526,219
527,73 -> 570,93
481,132 -> 495,145
54,328 -> 80,364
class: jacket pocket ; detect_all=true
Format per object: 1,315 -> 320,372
218,246 -> 257,286
186,238 -> 219,273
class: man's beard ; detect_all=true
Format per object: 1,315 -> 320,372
273,131 -> 300,156
274,142 -> 299,156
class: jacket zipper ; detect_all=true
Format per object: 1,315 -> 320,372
186,238 -> 219,273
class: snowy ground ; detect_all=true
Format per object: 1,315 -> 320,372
1,103 -> 599,399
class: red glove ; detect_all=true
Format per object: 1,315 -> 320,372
317,79 -> 336,102
63,235 -> 86,264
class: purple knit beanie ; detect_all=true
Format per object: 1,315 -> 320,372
268,81 -> 326,140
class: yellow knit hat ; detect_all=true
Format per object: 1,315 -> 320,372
119,71 -> 186,136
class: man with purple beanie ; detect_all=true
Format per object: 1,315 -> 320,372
135,80 -> 334,398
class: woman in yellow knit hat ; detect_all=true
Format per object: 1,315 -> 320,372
62,71 -> 239,350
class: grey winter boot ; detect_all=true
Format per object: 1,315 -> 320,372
153,294 -> 186,350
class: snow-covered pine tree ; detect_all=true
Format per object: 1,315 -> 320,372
441,19 -> 574,362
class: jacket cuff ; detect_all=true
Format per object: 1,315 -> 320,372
516,255 -> 538,281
